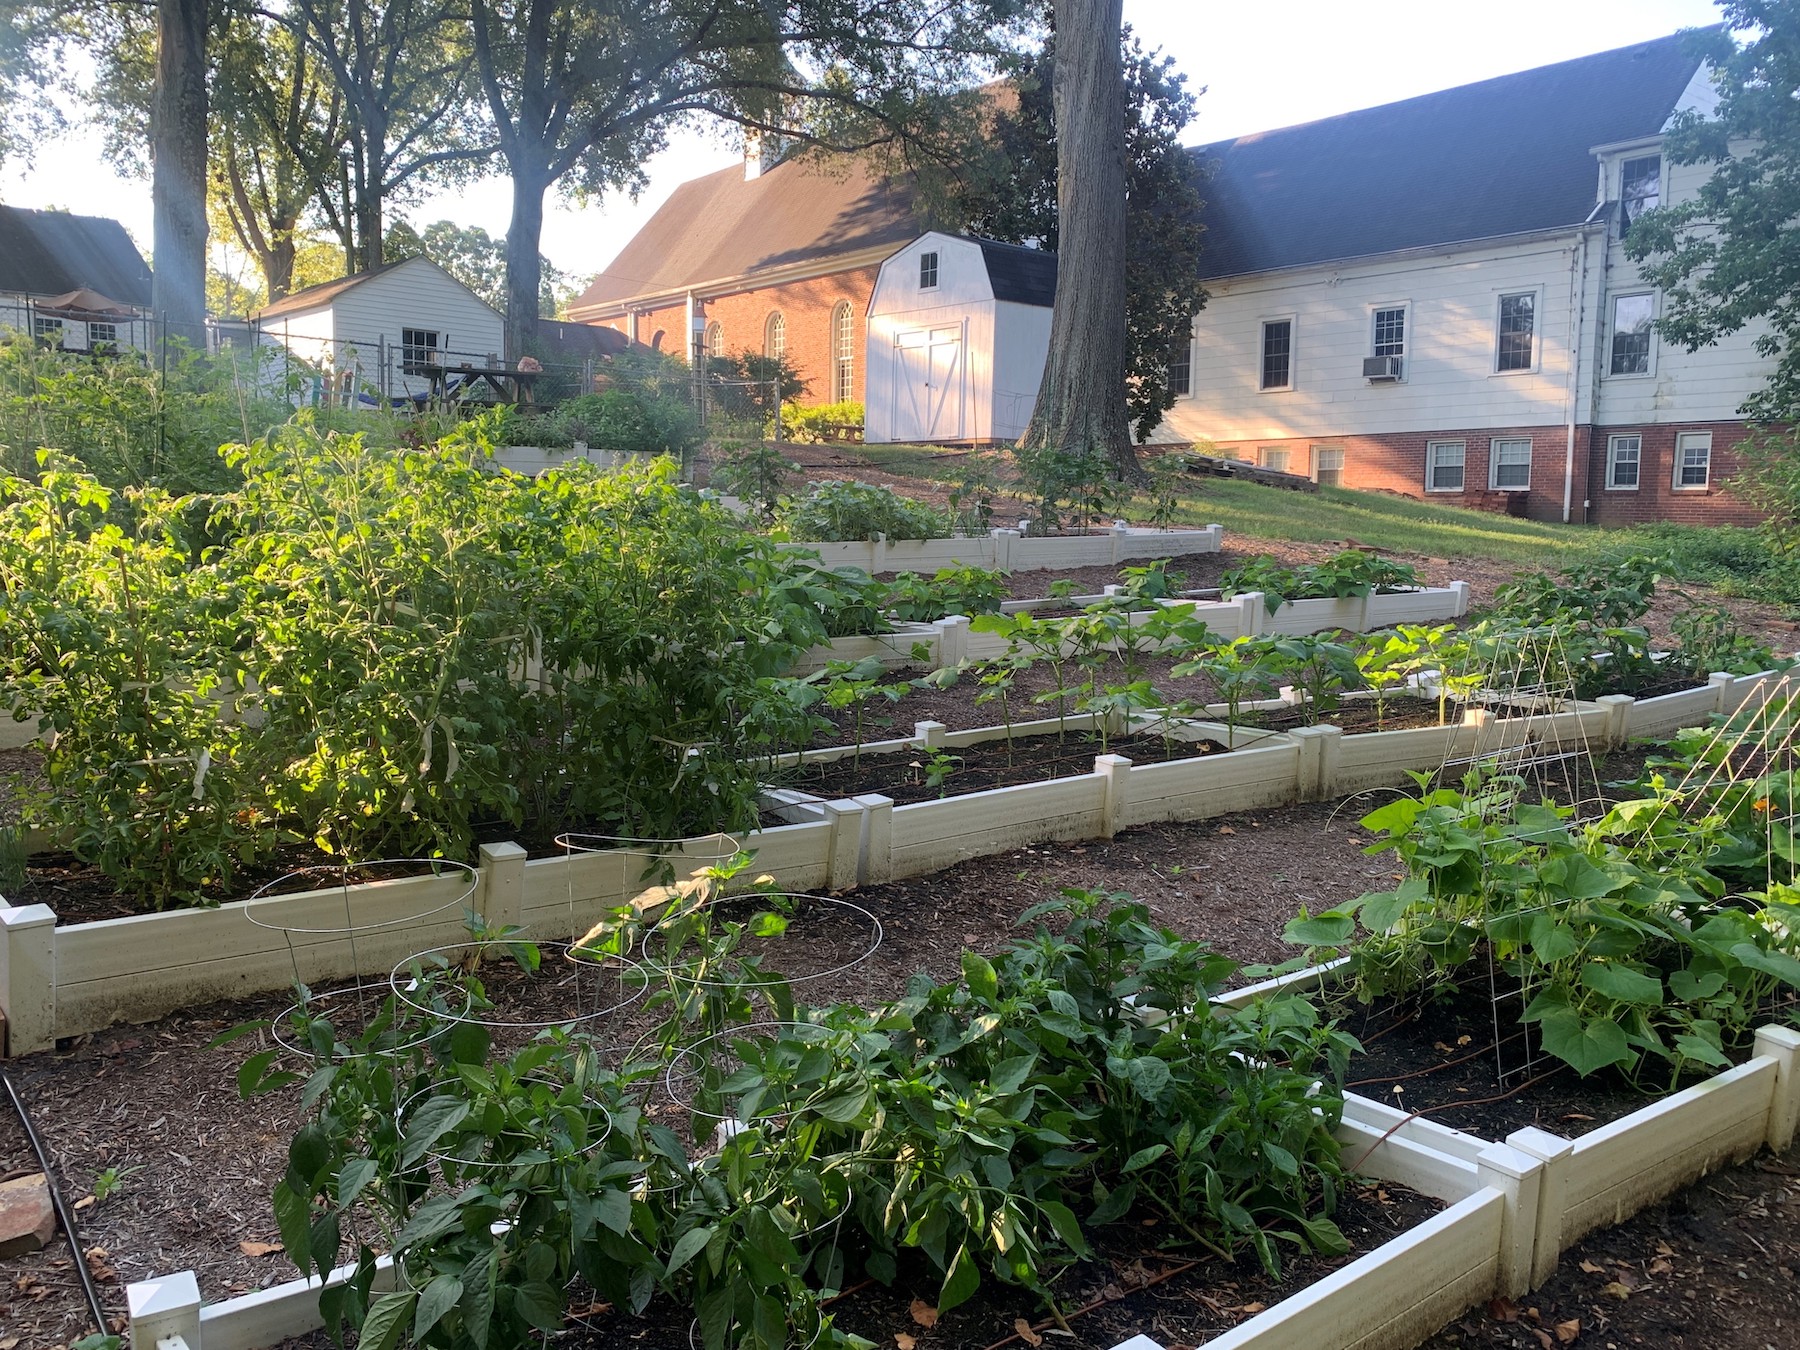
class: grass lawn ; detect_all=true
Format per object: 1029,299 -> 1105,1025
851,444 -> 1613,566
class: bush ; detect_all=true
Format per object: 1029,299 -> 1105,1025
779,480 -> 949,542
779,400 -> 863,442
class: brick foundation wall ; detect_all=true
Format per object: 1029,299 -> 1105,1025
1209,421 -> 1762,526
586,266 -> 880,408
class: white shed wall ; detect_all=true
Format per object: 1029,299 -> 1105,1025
866,234 -> 998,443
992,300 -> 1051,441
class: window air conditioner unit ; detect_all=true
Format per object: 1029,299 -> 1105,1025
1363,355 -> 1403,382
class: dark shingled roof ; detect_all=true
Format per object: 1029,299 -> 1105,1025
571,154 -> 922,313
536,318 -> 633,361
1192,31 -> 1709,280
978,238 -> 1056,306
0,205 -> 152,305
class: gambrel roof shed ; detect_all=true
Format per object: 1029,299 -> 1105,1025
1192,30 -> 1713,280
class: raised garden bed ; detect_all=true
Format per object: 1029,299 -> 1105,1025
777,522 -> 1225,575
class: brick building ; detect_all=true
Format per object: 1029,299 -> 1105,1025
1152,30 -> 1778,527
565,142 -> 921,408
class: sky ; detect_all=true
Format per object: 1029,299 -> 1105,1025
1,0 -> 1729,287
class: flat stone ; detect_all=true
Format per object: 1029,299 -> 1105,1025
0,1172 -> 56,1259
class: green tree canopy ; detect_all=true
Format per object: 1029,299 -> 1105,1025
1625,3 -> 1800,421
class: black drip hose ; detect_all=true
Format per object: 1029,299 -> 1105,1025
0,1064 -> 112,1338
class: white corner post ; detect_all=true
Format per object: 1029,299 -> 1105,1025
1593,693 -> 1635,750
937,616 -> 971,669
1096,753 -> 1132,838
1208,523 -> 1224,551
0,902 -> 56,1057
990,528 -> 1020,571
1756,1024 -> 1800,1152
1450,579 -> 1472,617
1288,725 -> 1342,804
1236,591 -> 1264,639
1506,1126 -> 1575,1288
822,799 -> 867,893
854,794 -> 895,886
1709,670 -> 1736,712
477,841 -> 527,932
129,1271 -> 202,1348
914,720 -> 947,750
1476,1142 -> 1546,1299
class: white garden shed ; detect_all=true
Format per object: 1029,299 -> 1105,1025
864,232 -> 1055,445
252,256 -> 506,404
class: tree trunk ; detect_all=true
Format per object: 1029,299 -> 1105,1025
151,0 -> 210,346
1018,0 -> 1136,480
505,174 -> 546,359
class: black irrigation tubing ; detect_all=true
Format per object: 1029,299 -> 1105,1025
0,1064 -> 112,1339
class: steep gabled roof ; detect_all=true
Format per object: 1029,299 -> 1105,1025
1193,30 -> 1710,280
254,261 -> 405,320
570,153 -> 922,314
0,205 -> 152,305
978,238 -> 1056,306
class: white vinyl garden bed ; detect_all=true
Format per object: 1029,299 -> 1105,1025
780,522 -> 1225,573
1,671 -> 1780,1057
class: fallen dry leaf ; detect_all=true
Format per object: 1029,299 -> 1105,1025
1217,825 -> 1236,835
1529,1329 -> 1555,1350
1554,1317 -> 1581,1344
1601,1281 -> 1632,1300
1578,1260 -> 1605,1274
72,1194 -> 96,1211
909,1298 -> 938,1328
1232,1301 -> 1266,1315
1488,1296 -> 1520,1322
1,1335 -> 21,1349
1648,1258 -> 1673,1276
239,1240 -> 284,1257
895,1336 -> 916,1350
1014,1319 -> 1044,1347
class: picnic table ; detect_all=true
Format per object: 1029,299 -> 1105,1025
425,363 -> 542,409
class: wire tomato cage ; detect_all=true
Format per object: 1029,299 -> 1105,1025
641,891 -> 885,994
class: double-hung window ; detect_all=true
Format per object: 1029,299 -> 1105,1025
33,315 -> 62,344
1490,437 -> 1532,491
1496,293 -> 1535,372
1674,431 -> 1712,490
1606,434 -> 1641,490
1167,331 -> 1193,397
1312,445 -> 1345,487
1372,304 -> 1406,376
919,251 -> 939,290
1426,440 -> 1466,493
1609,294 -> 1654,376
1620,155 -> 1661,238
400,327 -> 439,373
1259,446 -> 1290,474
1260,318 -> 1293,390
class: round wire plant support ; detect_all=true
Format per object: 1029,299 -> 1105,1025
641,893 -> 884,992
389,940 -> 648,1035
395,1075 -> 616,1174
267,975 -> 476,1061
662,1019 -> 873,1125
553,830 -> 744,905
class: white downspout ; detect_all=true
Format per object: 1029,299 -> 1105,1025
1561,226 -> 1595,524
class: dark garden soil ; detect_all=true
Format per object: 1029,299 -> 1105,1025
772,730 -> 1228,809
1421,1143 -> 1800,1350
1334,974 -> 1709,1143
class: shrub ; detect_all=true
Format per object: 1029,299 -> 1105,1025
779,400 -> 863,442
778,480 -> 948,542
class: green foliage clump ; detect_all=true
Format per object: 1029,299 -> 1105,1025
0,336 -> 293,495
780,401 -> 864,443
778,480 -> 949,542
1220,551 -> 1420,614
240,887 -> 1353,1349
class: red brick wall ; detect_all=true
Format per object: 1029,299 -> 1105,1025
1210,422 -> 1762,526
587,266 -> 880,407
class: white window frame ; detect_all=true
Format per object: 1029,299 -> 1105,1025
919,251 -> 939,290
1492,289 -> 1542,375
1489,437 -> 1533,491
1258,446 -> 1291,474
86,321 -> 118,348
1311,444 -> 1345,486
764,310 -> 786,360
1167,328 -> 1194,398
705,321 -> 723,359
400,326 -> 440,373
32,315 -> 63,342
1618,153 -> 1665,239
1370,301 -> 1410,379
1673,430 -> 1712,491
1425,440 -> 1466,493
831,302 -> 855,403
1259,314 -> 1296,392
1605,434 -> 1642,491
1605,292 -> 1657,379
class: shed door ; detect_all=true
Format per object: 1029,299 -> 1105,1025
893,326 -> 964,441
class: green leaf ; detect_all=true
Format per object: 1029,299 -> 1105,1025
990,1054 -> 1035,1094
1673,1033 -> 1731,1069
462,1245 -> 496,1350
1122,1144 -> 1168,1173
937,1243 -> 981,1314
1731,942 -> 1800,989
961,951 -> 999,1002
393,1194 -> 463,1250
1668,968 -> 1727,1002
667,1225 -> 716,1276
1580,961 -> 1664,1007
414,1274 -> 462,1340
814,1085 -> 871,1123
1124,1056 -> 1173,1103
358,1291 -> 417,1350
1526,910 -> 1581,964
271,1181 -> 314,1277
1537,1007 -> 1635,1076
1037,1199 -> 1088,1257
514,1281 -> 563,1330
400,1096 -> 470,1167
335,1158 -> 378,1210
1360,879 -> 1428,934
1284,911 -> 1355,948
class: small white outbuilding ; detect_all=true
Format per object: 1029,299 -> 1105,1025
252,255 -> 507,403
864,232 -> 1055,445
